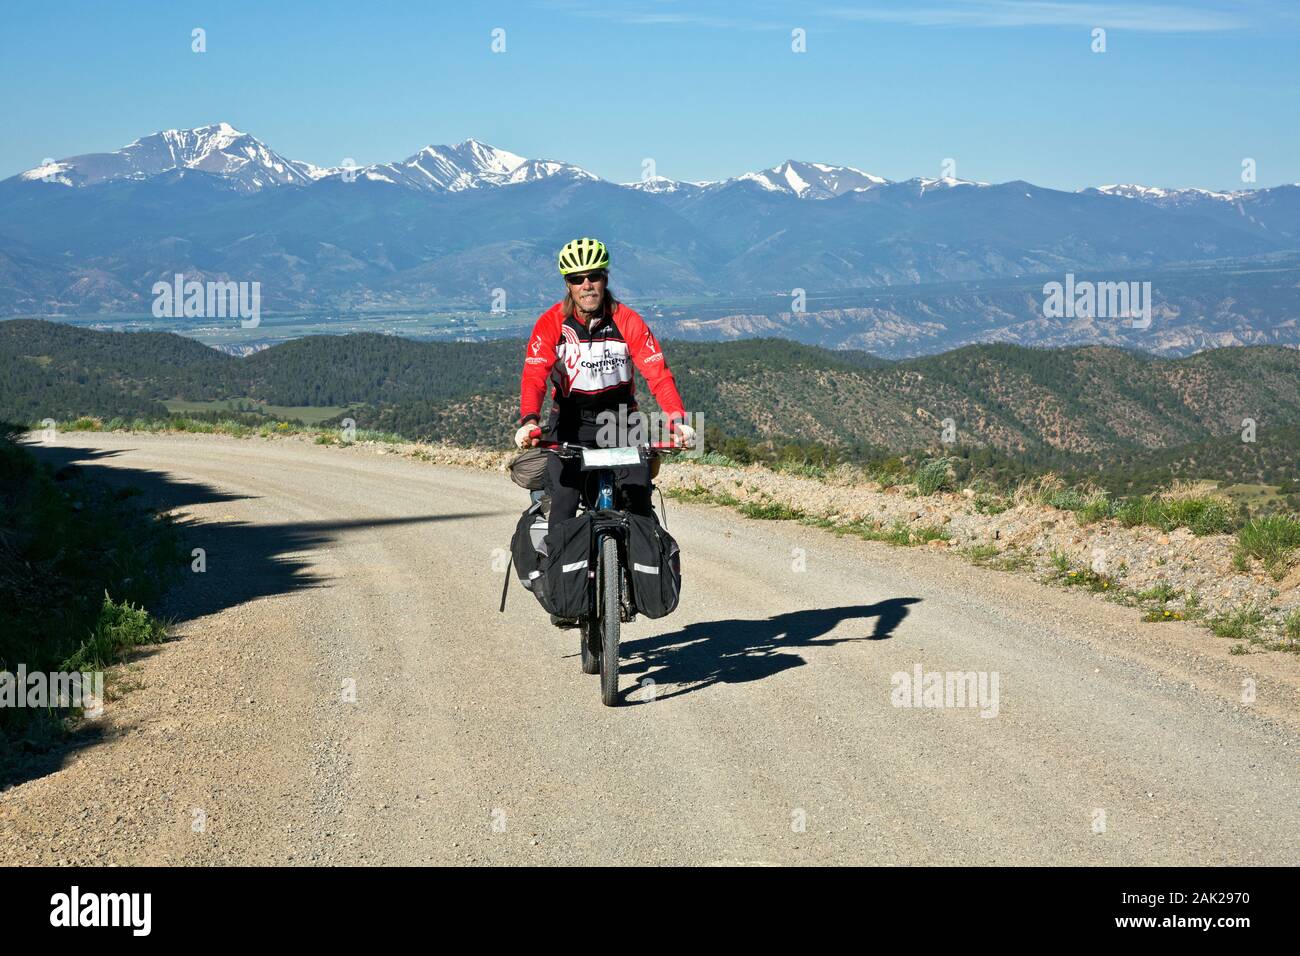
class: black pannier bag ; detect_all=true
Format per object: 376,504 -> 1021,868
510,499 -> 551,601
541,512 -> 595,619
624,512 -> 682,618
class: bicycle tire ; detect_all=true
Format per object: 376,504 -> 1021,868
599,535 -> 621,706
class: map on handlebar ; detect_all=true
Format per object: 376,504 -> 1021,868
578,446 -> 640,468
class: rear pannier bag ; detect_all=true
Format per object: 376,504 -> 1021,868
541,513 -> 595,619
624,513 -> 681,618
509,500 -> 550,596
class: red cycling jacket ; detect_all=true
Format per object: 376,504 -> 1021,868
519,301 -> 686,427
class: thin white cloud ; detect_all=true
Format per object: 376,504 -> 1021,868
536,0 -> 787,30
819,1 -> 1249,32
540,0 -> 1258,32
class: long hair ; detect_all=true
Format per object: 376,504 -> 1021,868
562,285 -> 620,321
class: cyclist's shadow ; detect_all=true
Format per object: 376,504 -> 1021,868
619,598 -> 919,703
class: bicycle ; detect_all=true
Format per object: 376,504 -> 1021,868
533,436 -> 681,706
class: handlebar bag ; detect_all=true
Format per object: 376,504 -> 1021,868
624,512 -> 681,619
540,512 -> 596,619
508,447 -> 550,491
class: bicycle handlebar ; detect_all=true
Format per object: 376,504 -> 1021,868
533,438 -> 686,456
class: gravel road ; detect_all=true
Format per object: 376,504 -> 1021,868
2,432 -> 1297,865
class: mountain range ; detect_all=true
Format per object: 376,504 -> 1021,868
13,122 -> 1286,204
2,124 -> 1298,357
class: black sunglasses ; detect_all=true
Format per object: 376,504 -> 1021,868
565,271 -> 607,285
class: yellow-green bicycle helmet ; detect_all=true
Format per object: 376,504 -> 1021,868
557,237 -> 610,275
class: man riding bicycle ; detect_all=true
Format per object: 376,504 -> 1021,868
513,237 -> 695,625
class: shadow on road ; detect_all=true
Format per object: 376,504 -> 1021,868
25,441 -> 495,627
5,440 -> 494,790
620,599 -> 920,704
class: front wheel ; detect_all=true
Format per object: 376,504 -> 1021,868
599,535 -> 621,706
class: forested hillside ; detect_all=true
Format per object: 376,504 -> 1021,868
3,319 -> 1296,493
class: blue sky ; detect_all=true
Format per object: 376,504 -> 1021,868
3,0 -> 1297,190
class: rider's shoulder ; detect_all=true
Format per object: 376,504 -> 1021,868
612,302 -> 645,325
538,301 -> 565,321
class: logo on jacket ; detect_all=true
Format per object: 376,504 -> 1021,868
642,329 -> 664,364
524,334 -> 549,365
561,324 -> 582,374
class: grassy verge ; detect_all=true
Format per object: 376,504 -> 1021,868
50,414 -> 408,446
1009,476 -> 1237,535
1,423 -> 182,751
1233,514 -> 1300,580
681,457 -> 1276,545
664,483 -> 954,548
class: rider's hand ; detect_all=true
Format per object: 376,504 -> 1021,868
670,421 -> 697,449
514,423 -> 540,449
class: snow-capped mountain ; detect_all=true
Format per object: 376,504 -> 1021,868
620,175 -> 712,195
729,159 -> 889,199
18,123 -> 323,193
1083,183 -> 1241,204
344,139 -> 597,191
910,176 -> 991,195
619,160 -> 889,200
15,127 -> 595,195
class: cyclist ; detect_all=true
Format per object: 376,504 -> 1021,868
513,237 -> 695,624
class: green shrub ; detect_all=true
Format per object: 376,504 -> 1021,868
694,452 -> 739,467
1136,582 -> 1181,603
973,493 -> 1010,515
1076,498 -> 1114,524
739,500 -> 805,520
62,595 -> 167,672
914,458 -> 955,495
772,460 -> 827,479
1235,514 -> 1300,579
1048,552 -> 1115,592
1284,610 -> 1300,641
1164,497 -> 1233,536
1045,488 -> 1089,511
1209,605 -> 1267,642
1113,493 -> 1234,535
